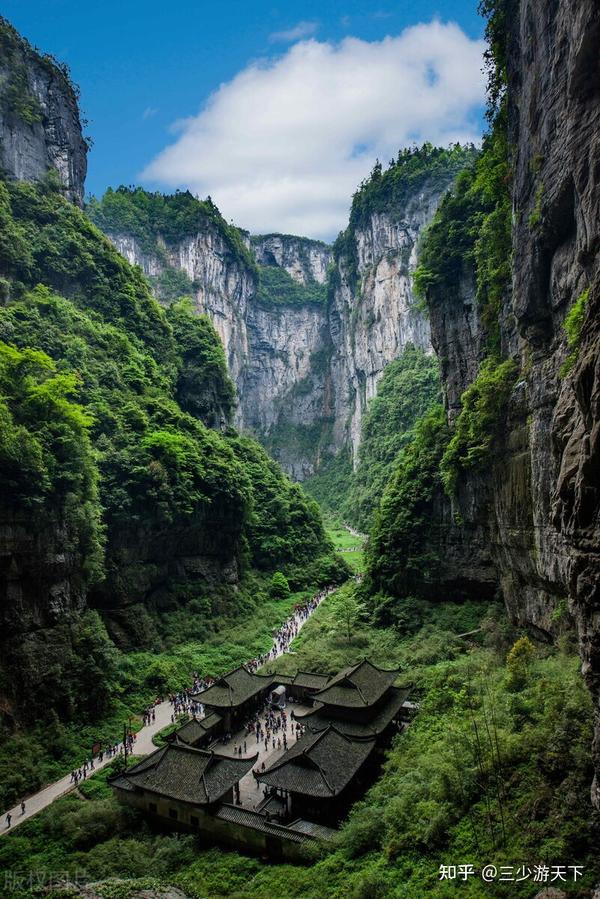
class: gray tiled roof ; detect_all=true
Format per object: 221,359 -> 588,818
288,818 -> 337,839
215,804 -> 336,842
270,672 -> 331,690
298,686 -> 409,736
258,726 -> 375,797
109,743 -> 257,805
312,659 -> 398,708
201,666 -> 273,709
292,671 -> 331,689
173,713 -> 222,746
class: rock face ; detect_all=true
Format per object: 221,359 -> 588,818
252,233 -> 331,285
507,0 -> 600,806
106,184 -> 450,477
111,230 -> 332,477
112,230 -> 254,389
0,17 -> 87,204
328,199 -> 439,460
424,0 -> 600,802
0,506 -> 88,721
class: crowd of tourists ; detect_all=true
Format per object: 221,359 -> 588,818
3,581 -> 331,828
246,587 -> 334,672
165,690 -> 205,723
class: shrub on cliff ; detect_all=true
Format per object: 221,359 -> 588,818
439,357 -> 518,495
365,404 -> 450,608
0,174 -> 338,731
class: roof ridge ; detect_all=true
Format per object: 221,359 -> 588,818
170,742 -> 213,757
348,677 -> 369,705
201,771 -> 210,803
312,758 -> 334,795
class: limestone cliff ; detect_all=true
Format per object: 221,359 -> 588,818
506,0 -> 600,805
96,164 -> 466,477
107,225 -> 332,478
0,17 -> 87,204
110,228 -> 254,389
252,233 -> 331,285
418,0 -> 600,803
329,202 -> 439,460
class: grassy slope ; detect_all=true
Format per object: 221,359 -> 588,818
324,515 -> 366,575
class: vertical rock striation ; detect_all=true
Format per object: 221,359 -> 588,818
0,17 -> 87,205
420,0 -> 600,802
328,201 -> 439,461
506,0 -> 600,804
101,175 -> 457,476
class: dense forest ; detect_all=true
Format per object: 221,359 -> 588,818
0,152 -> 346,809
1,0 -> 600,896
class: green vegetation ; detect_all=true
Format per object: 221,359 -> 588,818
255,264 -> 327,306
305,347 -> 440,530
269,571 -> 291,600
560,288 -> 590,376
0,340 -> 102,576
350,144 -> 478,227
439,357 -> 518,495
3,5 -> 598,895
365,405 -> 450,609
0,588 -> 322,810
166,297 -> 236,425
323,515 -> 365,575
333,144 -> 478,292
527,181 -> 544,229
0,172 -> 345,807
348,346 -> 440,529
149,266 -> 198,303
363,2 -> 515,607
304,449 -> 354,517
0,17 -> 43,125
413,124 -> 511,354
5,594 -> 598,899
87,186 -> 256,272
0,16 -> 81,128
264,418 -> 331,476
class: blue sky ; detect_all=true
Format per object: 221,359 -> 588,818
3,1 -> 486,238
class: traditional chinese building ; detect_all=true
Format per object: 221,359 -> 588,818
275,670 -> 331,703
199,665 -> 274,731
167,711 -> 222,748
295,659 -> 408,742
109,742 -> 257,827
111,658 -> 411,851
257,725 -> 377,825
258,660 -> 409,824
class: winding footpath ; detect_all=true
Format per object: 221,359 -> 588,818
0,584 -> 335,836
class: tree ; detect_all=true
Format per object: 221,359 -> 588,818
506,636 -> 536,691
331,587 -> 365,645
269,571 -> 290,601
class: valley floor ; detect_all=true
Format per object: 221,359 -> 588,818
2,519 -> 599,898
0,581 -> 333,836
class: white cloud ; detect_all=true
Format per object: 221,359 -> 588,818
269,21 -> 319,43
141,21 -> 486,239
142,106 -> 158,120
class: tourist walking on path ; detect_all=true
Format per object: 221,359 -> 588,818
0,579 -> 335,836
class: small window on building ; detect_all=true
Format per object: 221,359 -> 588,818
169,808 -> 178,820
191,815 -> 199,827
148,802 -> 157,814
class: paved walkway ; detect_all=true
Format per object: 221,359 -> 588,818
0,585 -> 332,835
215,703 -> 311,809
